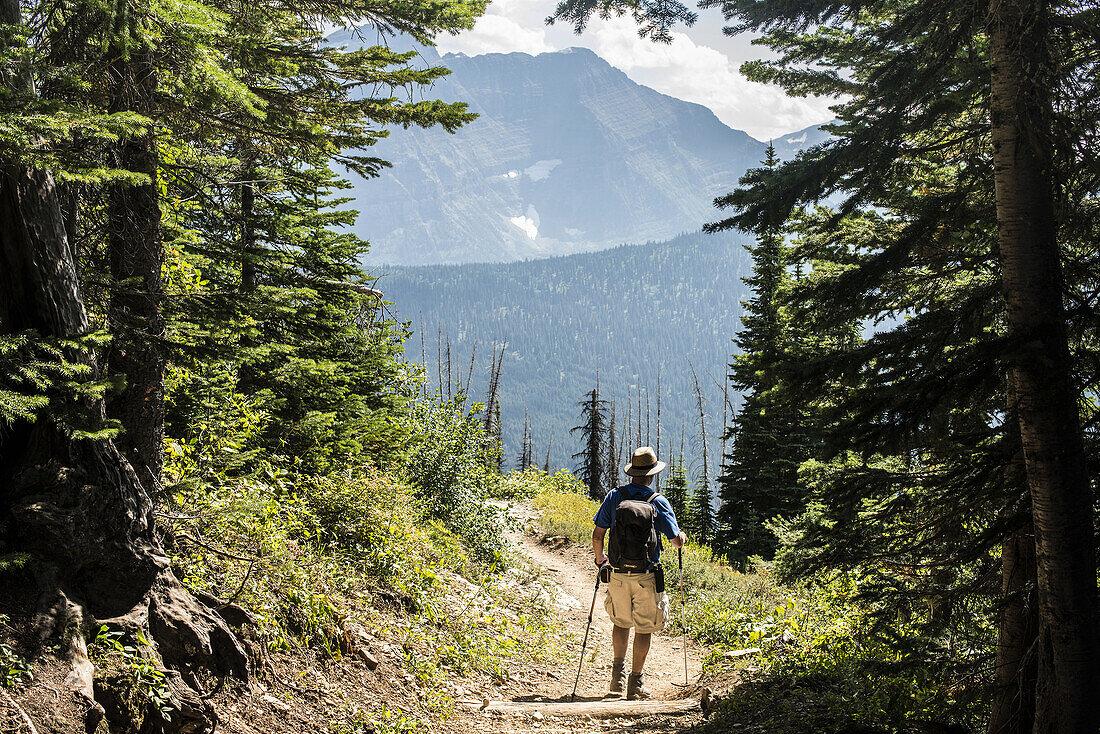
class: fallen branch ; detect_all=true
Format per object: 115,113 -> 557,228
176,532 -> 258,563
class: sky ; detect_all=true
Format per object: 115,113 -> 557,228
432,0 -> 837,141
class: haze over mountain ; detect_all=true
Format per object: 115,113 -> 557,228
327,30 -> 829,265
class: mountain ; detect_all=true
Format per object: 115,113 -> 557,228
326,31 -> 829,265
379,230 -> 752,474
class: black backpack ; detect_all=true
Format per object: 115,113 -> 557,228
607,490 -> 659,572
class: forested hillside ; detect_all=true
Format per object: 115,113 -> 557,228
380,230 -> 751,474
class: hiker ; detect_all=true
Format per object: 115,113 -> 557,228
592,446 -> 686,700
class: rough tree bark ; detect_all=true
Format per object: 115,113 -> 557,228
987,442 -> 1038,734
0,5 -> 247,730
988,0 -> 1100,729
106,43 -> 166,494
239,170 -> 257,293
0,162 -> 247,734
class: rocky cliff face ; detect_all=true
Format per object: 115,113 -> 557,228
332,34 -> 828,265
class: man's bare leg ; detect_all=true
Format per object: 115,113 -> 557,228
612,625 -> 631,658
631,632 -> 652,673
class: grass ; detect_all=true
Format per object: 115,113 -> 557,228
164,453 -> 557,728
527,477 -> 989,734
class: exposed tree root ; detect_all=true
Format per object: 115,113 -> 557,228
7,445 -> 249,734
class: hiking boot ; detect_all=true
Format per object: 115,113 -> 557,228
627,672 -> 651,700
609,658 -> 626,694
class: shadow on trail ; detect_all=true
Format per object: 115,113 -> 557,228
510,693 -> 616,703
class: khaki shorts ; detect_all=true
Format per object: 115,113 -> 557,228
604,571 -> 669,634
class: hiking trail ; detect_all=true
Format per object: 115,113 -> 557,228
453,502 -> 708,733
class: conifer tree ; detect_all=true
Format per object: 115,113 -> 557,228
548,0 -> 1100,725
571,382 -> 608,500
1,0 -> 489,723
714,145 -> 814,566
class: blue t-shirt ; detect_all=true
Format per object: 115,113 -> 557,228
594,483 -> 682,567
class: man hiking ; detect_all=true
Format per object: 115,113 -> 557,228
592,446 -> 687,700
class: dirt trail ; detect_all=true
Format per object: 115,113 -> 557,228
454,502 -> 707,733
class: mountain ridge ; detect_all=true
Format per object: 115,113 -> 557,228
330,33 -> 830,265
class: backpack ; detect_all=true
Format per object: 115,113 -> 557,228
607,490 -> 659,572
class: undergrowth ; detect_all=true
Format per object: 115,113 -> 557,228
531,480 -> 988,733
158,387 -> 554,729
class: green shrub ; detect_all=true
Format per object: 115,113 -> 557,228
0,615 -> 32,689
494,467 -> 582,500
529,474 -> 596,542
401,398 -> 506,564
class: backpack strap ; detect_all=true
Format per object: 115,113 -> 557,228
645,491 -> 659,504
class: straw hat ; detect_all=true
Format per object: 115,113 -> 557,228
624,446 -> 666,477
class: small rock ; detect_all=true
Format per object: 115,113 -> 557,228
358,647 -> 379,670
722,647 -> 761,659
262,694 -> 291,712
532,711 -> 544,720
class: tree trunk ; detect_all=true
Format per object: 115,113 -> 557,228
239,174 -> 257,293
106,45 -> 166,494
0,6 -> 246,728
987,448 -> 1038,734
988,0 -> 1100,729
0,162 -> 247,734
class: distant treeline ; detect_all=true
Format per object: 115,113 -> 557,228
377,230 -> 751,475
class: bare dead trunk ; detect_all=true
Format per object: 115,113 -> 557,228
655,372 -> 661,491
988,0 -> 1100,729
105,46 -> 166,494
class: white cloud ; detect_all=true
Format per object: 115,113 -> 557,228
437,4 -> 836,139
585,17 -> 833,140
438,1 -> 554,56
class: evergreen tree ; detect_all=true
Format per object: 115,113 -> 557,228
0,0 -> 487,726
571,382 -> 607,500
662,449 -> 690,528
549,0 -> 1100,725
715,145 -> 816,566
159,0 -> 483,474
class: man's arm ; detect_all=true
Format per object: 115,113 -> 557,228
655,496 -> 688,548
593,526 -> 608,566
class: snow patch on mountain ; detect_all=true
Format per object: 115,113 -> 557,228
524,159 -> 562,182
509,205 -> 541,240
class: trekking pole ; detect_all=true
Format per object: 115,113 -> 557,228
571,569 -> 602,702
679,546 -> 688,686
